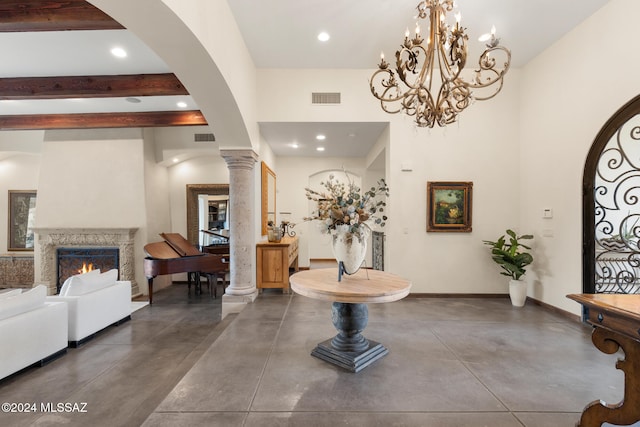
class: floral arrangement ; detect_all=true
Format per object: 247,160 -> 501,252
304,173 -> 389,235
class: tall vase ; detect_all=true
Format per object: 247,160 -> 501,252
330,225 -> 369,274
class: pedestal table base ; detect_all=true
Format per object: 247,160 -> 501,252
311,302 -> 388,373
312,338 -> 388,373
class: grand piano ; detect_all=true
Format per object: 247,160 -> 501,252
143,233 -> 229,304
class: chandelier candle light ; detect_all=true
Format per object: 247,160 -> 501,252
369,0 -> 511,128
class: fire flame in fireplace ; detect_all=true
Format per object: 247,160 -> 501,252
78,262 -> 94,274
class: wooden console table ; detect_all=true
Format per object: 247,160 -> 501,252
256,235 -> 298,293
567,293 -> 640,427
290,268 -> 411,372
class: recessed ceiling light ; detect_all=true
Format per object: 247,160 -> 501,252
316,147 -> 325,152
111,47 -> 127,58
177,101 -> 188,108
126,97 -> 141,103
290,143 -> 299,148
173,158 -> 179,163
317,32 -> 330,42
316,134 -> 326,140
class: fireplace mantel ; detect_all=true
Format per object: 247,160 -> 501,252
33,227 -> 138,295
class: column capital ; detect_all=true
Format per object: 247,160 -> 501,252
220,149 -> 259,170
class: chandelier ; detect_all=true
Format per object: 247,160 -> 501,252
369,0 -> 511,128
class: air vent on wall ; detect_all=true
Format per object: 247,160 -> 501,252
312,92 -> 341,105
194,133 -> 215,142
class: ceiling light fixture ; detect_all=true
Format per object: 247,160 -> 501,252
290,143 -> 299,148
317,32 -> 330,42
316,134 -> 326,141
110,47 -> 127,58
369,0 -> 511,128
316,147 -> 325,152
176,101 -> 188,108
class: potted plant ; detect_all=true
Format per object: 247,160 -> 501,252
483,229 -> 534,307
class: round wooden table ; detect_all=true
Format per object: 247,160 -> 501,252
290,268 -> 411,372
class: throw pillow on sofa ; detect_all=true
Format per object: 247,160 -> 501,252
59,269 -> 101,296
0,285 -> 46,321
64,269 -> 118,297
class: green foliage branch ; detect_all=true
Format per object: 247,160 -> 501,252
483,229 -> 534,280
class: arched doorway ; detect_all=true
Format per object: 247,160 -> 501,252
583,95 -> 640,295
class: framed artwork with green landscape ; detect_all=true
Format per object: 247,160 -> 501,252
427,181 -> 472,232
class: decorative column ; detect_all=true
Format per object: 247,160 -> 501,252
220,149 -> 259,316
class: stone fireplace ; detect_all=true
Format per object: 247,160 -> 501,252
56,247 -> 120,293
34,228 -> 138,295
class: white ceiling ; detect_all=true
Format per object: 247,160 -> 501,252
259,122 -> 388,158
0,30 -> 195,116
228,0 -> 609,69
0,0 -> 610,158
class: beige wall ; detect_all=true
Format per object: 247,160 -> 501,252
0,153 -> 41,254
277,158 -> 368,267
257,68 -> 522,296
519,0 -> 640,314
36,130 -> 147,229
2,0 -> 638,315
34,129 -> 149,292
167,155 -> 230,238
142,129 -> 172,293
256,1 -> 640,314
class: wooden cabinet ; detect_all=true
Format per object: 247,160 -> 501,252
256,236 -> 299,293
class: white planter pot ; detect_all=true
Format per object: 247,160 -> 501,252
508,279 -> 527,307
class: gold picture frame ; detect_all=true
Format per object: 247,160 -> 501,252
427,182 -> 472,232
261,162 -> 276,235
8,190 -> 37,251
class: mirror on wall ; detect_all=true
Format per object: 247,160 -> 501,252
261,162 -> 276,235
198,194 -> 229,247
186,184 -> 229,246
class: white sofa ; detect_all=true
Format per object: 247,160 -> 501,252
0,285 -> 68,381
47,269 -> 132,346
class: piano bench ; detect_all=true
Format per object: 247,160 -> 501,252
188,271 -> 228,298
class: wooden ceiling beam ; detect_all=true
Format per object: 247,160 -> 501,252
0,1 -> 123,32
0,2 -> 205,129
0,111 -> 207,130
0,73 -> 189,100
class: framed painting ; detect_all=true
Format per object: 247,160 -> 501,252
427,182 -> 472,232
8,190 -> 37,251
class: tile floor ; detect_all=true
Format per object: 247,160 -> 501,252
0,281 -> 636,427
146,290 -> 631,427
0,283 -> 228,427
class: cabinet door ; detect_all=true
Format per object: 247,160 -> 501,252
261,248 -> 285,284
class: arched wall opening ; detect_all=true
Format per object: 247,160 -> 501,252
88,0 -> 255,150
